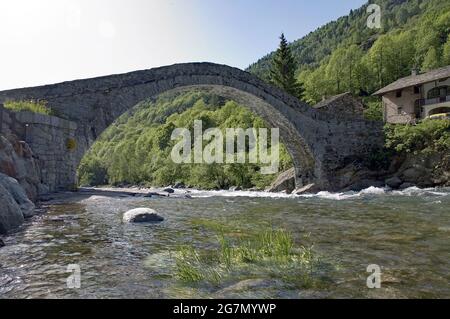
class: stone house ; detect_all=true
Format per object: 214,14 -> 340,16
374,65 -> 450,124
313,92 -> 364,117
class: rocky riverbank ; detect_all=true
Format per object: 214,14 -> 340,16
0,173 -> 36,234
0,133 -> 42,235
267,151 -> 450,194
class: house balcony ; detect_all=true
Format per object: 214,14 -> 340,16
415,96 -> 450,118
415,95 -> 450,107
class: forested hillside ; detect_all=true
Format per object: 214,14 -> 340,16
78,91 -> 292,189
248,0 -> 450,105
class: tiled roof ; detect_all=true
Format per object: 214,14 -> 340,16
373,65 -> 450,95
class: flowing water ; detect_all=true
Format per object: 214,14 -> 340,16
0,187 -> 449,299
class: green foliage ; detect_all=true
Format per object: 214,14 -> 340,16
269,34 -> 304,100
66,138 -> 77,151
385,119 -> 450,155
363,97 -> 383,121
443,35 -> 450,65
173,226 -> 323,288
366,148 -> 393,171
78,91 -> 293,189
78,156 -> 108,186
249,0 -> 450,105
422,47 -> 441,71
4,100 -> 53,115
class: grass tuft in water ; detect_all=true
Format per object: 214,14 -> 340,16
175,246 -> 204,282
173,227 -> 326,288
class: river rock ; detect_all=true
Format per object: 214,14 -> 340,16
0,183 -> 25,234
123,208 -> 164,223
163,188 -> 175,194
293,183 -> 318,195
145,192 -> 169,197
400,166 -> 434,187
0,173 -> 35,218
173,182 -> 185,189
385,176 -> 402,189
0,134 -> 42,201
399,182 -> 415,190
0,238 -> 4,247
345,179 -> 385,192
229,186 -> 242,191
267,168 -> 295,194
214,279 -> 283,298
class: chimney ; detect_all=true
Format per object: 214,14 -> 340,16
411,68 -> 419,76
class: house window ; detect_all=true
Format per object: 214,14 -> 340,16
396,90 -> 402,98
397,107 -> 403,115
414,86 -> 420,94
427,86 -> 449,99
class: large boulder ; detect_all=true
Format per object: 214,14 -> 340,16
399,182 -> 415,190
385,176 -> 403,189
0,134 -> 42,201
0,183 -> 25,235
123,208 -> 164,223
344,179 -> 385,192
293,183 -> 319,195
0,173 -> 35,218
394,152 -> 448,187
267,168 -> 296,193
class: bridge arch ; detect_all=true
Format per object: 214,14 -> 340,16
0,63 -> 383,191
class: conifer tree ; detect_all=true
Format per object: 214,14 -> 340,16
269,33 -> 304,100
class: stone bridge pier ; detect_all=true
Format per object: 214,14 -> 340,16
0,63 -> 384,192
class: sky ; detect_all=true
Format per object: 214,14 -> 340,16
0,0 -> 367,90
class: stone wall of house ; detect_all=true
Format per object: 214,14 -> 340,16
383,86 -> 420,124
1,106 -> 78,194
315,93 -> 365,118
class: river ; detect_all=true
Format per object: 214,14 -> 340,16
0,186 -> 449,299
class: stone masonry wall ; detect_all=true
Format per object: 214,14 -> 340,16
1,106 -> 78,193
383,87 -> 420,124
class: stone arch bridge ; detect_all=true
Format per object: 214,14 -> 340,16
0,63 -> 383,192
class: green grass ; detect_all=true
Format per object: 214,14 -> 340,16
172,226 -> 328,289
4,100 -> 53,115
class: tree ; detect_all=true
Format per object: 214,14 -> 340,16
443,35 -> 450,65
395,7 -> 409,25
269,33 -> 304,100
422,47 -> 441,71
